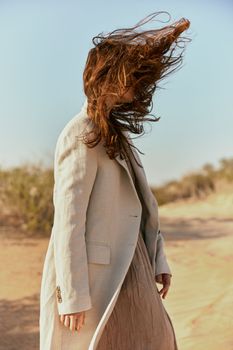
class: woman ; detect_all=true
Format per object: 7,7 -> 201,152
39,11 -> 191,350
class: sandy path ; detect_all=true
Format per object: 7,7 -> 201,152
0,210 -> 232,349
0,230 -> 47,350
160,217 -> 233,350
158,189 -> 233,349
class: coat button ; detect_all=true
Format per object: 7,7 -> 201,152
56,286 -> 62,303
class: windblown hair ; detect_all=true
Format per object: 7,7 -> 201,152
82,11 -> 191,165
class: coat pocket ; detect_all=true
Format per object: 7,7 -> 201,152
86,241 -> 111,265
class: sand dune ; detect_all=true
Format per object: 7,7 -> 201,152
0,188 -> 232,349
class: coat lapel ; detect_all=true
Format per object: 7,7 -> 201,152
114,149 -> 142,205
114,131 -> 152,210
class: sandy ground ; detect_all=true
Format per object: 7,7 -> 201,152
0,190 -> 232,350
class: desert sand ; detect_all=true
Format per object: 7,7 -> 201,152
0,189 -> 232,350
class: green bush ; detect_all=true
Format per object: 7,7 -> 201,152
151,157 -> 233,205
0,164 -> 54,236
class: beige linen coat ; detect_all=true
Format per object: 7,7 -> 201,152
39,98 -> 172,350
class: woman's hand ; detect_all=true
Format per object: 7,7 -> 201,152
59,311 -> 86,332
155,273 -> 172,299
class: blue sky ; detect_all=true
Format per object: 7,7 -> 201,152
0,0 -> 232,186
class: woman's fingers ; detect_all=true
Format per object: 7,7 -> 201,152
60,314 -> 65,323
76,311 -> 85,330
77,313 -> 84,331
59,312 -> 86,332
158,274 -> 171,299
64,315 -> 70,328
80,311 -> 85,326
158,284 -> 169,299
69,315 -> 77,332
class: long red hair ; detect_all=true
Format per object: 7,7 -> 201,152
82,11 -> 191,165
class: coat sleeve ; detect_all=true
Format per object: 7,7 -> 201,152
155,229 -> 172,276
149,187 -> 172,277
52,128 -> 98,315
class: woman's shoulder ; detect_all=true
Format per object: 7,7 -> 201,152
56,100 -> 93,148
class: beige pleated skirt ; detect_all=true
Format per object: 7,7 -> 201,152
96,228 -> 178,350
